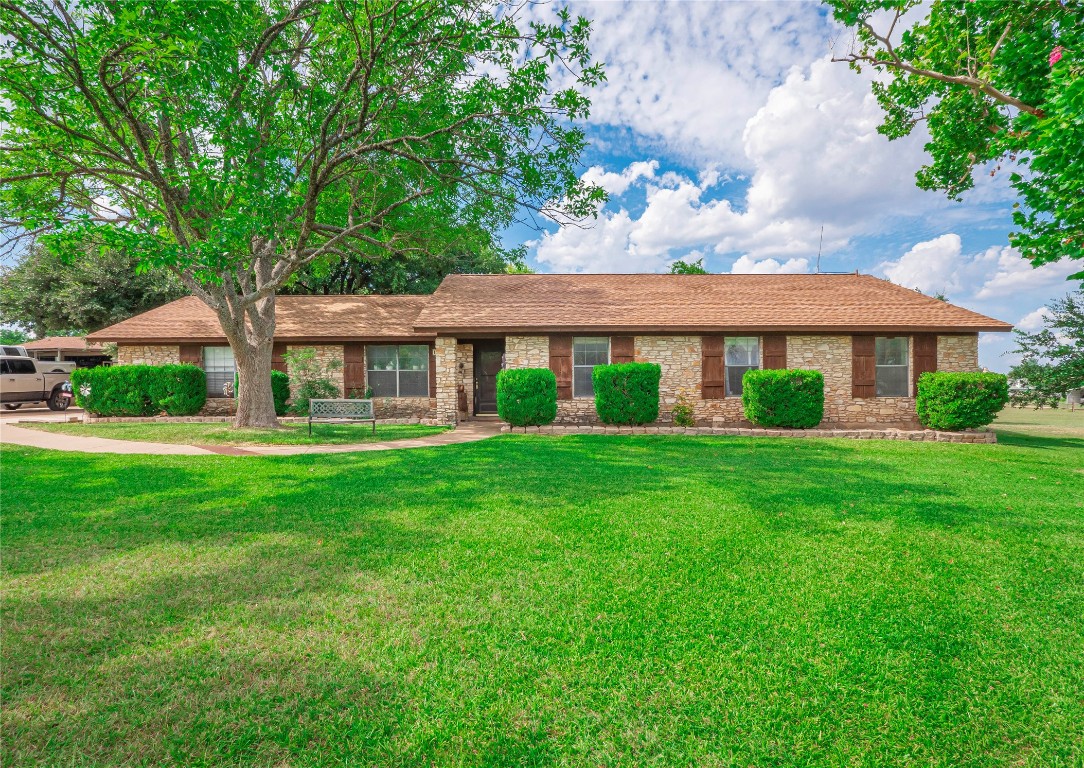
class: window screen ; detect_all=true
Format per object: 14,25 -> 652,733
725,337 -> 759,396
875,337 -> 909,397
573,337 -> 609,398
203,346 -> 236,397
366,345 -> 430,397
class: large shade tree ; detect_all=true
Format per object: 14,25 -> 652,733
0,243 -> 185,336
0,0 -> 604,427
826,0 -> 1084,273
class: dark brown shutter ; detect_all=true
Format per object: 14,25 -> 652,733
762,334 -> 787,369
271,342 -> 287,374
913,333 -> 937,396
611,336 -> 635,363
343,342 -> 365,394
702,336 -> 726,399
852,335 -> 876,398
179,344 -> 202,365
428,345 -> 437,397
549,335 -> 573,400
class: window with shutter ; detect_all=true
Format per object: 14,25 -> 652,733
762,335 -> 787,369
852,336 -> 876,398
549,335 -> 573,400
343,343 -> 365,394
611,336 -> 635,363
913,333 -> 937,395
702,336 -> 726,398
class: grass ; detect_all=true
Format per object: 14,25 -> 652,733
2,429 -> 1082,766
18,420 -> 449,446
993,404 -> 1084,439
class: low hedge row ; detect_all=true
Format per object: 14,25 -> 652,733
496,368 -> 557,426
593,363 -> 661,425
72,364 -> 206,417
916,372 -> 1009,430
741,369 -> 825,428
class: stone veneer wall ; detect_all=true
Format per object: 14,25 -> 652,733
116,344 -> 181,366
434,337 -> 459,423
937,334 -> 979,372
455,343 -> 474,419
286,344 -> 345,396
505,336 -> 549,368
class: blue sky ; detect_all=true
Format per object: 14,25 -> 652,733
502,1 -> 1081,372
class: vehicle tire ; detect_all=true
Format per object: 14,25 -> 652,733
3,403 -> 20,411
47,389 -> 70,411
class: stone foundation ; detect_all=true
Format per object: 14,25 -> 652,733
116,344 -> 181,366
500,424 -> 996,443
373,396 -> 436,419
199,398 -> 236,417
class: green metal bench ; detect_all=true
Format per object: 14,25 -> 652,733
308,398 -> 376,436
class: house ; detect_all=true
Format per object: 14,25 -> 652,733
22,336 -> 112,367
86,273 -> 1012,426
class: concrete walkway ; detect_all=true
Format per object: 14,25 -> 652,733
0,421 -> 501,456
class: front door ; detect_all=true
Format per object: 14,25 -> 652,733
473,340 -> 504,414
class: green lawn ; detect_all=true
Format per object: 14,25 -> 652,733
993,404 -> 1084,438
2,430 -> 1082,766
19,420 -> 449,445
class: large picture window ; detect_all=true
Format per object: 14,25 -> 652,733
366,345 -> 429,397
573,337 -> 609,398
203,346 -> 235,396
725,337 -> 759,396
875,337 -> 909,396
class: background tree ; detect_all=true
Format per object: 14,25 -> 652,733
1008,291 -> 1084,408
0,328 -> 28,345
669,258 -> 710,275
0,244 -> 184,336
826,0 -> 1084,273
1,0 -> 604,427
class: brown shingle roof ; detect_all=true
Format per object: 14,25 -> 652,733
413,273 -> 1012,333
87,295 -> 434,343
23,336 -> 105,352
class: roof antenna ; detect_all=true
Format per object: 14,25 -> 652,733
816,225 -> 824,273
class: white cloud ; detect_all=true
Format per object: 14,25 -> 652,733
534,56 -> 940,272
559,1 -> 835,167
880,234 -> 962,294
580,160 -> 658,196
974,246 -> 1080,299
1016,306 -> 1051,332
730,255 -> 810,274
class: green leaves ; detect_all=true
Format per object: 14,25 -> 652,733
825,0 -> 1084,267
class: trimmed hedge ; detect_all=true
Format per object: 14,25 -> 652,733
72,364 -> 206,417
496,368 -> 557,426
593,362 -> 661,425
916,371 -> 1009,430
741,369 -> 824,428
234,370 -> 291,416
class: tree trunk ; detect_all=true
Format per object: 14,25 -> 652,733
233,338 -> 280,429
217,290 -> 280,429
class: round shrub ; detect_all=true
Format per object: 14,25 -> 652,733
916,372 -> 1009,430
741,369 -> 824,428
496,368 -> 557,426
593,362 -> 661,425
150,364 -> 207,416
72,364 -> 206,417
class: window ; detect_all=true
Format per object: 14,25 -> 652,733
203,346 -> 236,396
4,358 -> 37,374
573,337 -> 609,398
725,337 -> 759,396
366,344 -> 430,397
875,337 -> 909,396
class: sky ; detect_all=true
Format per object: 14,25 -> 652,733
501,0 -> 1082,372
